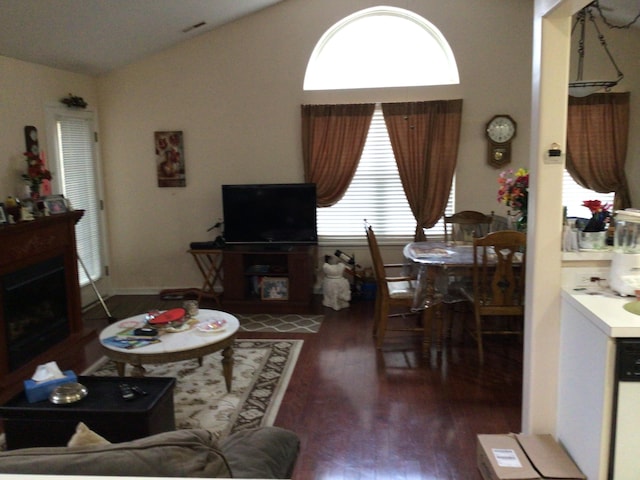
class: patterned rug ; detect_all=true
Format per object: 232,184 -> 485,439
236,313 -> 323,333
83,339 -> 302,440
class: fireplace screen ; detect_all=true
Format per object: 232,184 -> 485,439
3,256 -> 70,371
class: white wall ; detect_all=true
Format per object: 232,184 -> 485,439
96,0 -> 535,292
0,56 -> 98,200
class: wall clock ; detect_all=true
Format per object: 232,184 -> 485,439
485,114 -> 517,168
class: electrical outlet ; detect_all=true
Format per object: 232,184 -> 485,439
574,273 -> 593,288
573,269 -> 610,289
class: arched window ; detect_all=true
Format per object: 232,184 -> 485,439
304,6 -> 459,91
304,7 -> 460,241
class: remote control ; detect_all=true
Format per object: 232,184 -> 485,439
131,385 -> 148,396
119,383 -> 135,400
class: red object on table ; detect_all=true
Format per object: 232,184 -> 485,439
148,308 -> 186,324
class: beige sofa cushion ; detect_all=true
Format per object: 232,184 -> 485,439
220,426 -> 300,479
0,429 -> 231,478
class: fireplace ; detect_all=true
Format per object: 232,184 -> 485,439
4,256 -> 70,371
0,211 -> 96,403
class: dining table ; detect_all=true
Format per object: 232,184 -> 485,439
403,241 -> 480,353
404,239 -> 525,354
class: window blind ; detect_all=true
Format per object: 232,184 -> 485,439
562,169 -> 615,218
57,116 -> 101,284
317,104 -> 454,243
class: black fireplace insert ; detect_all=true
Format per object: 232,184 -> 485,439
3,256 -> 70,371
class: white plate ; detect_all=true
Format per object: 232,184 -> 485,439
118,319 -> 142,329
196,318 -> 227,333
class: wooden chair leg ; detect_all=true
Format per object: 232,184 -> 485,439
375,304 -> 390,348
372,294 -> 382,337
475,311 -> 484,364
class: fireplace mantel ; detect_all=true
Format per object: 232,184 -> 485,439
0,211 -> 96,403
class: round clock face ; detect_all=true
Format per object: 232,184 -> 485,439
486,116 -> 516,143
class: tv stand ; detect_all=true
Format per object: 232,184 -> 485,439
222,245 -> 316,314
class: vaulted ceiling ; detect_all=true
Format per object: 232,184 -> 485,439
0,0 -> 637,78
0,0 -> 283,76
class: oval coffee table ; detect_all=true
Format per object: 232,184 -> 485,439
99,309 -> 239,392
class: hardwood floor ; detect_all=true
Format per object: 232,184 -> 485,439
81,294 -> 522,480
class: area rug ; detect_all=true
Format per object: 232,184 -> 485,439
236,313 -> 323,333
83,339 -> 302,440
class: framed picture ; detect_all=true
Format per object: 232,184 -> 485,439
44,195 -> 68,214
155,131 -> 186,187
0,203 -> 7,224
261,277 -> 289,300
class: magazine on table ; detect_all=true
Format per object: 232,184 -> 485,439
116,327 -> 160,340
102,335 -> 160,350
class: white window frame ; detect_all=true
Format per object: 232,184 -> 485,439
45,105 -> 109,305
307,7 -> 460,245
304,6 -> 459,91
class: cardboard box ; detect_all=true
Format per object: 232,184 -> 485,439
477,434 -> 585,480
23,370 -> 77,403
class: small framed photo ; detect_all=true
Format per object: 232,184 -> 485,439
261,277 -> 289,300
44,195 -> 68,214
0,203 -> 7,224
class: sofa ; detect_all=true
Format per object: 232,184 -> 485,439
0,425 -> 300,478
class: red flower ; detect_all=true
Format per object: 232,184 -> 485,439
21,151 -> 52,188
497,168 -> 529,213
582,200 -> 611,215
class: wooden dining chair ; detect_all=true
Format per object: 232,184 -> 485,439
440,211 -> 493,340
364,222 -> 423,348
443,211 -> 493,244
462,230 -> 526,363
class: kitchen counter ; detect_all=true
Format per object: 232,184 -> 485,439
561,288 -> 640,338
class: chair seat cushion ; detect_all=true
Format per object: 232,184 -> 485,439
388,280 -> 415,298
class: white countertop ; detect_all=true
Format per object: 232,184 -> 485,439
561,287 -> 640,337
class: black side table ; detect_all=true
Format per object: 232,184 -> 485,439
0,376 -> 175,450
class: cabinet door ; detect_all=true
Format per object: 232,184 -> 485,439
222,252 -> 245,300
287,251 -> 311,302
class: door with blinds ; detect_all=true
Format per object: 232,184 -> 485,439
45,106 -> 109,306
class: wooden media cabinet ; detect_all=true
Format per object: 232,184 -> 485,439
222,245 -> 316,313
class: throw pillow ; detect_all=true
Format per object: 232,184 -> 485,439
67,422 -> 111,447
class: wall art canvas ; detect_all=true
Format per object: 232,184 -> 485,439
155,131 -> 185,187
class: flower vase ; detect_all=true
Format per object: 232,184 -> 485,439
29,187 -> 43,216
516,212 -> 527,232
578,231 -> 607,250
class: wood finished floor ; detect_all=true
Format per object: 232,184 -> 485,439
82,294 -> 522,480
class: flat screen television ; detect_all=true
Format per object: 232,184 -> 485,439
222,183 -> 318,246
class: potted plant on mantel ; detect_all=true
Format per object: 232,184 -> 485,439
579,200 -> 611,250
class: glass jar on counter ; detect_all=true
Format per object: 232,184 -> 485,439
614,209 -> 640,253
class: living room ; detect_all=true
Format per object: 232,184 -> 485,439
1,0 -> 640,478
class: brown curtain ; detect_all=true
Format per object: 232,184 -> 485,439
382,100 -> 463,241
301,104 -> 375,207
566,92 -> 631,210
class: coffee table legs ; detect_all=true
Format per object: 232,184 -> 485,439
114,361 -> 145,377
222,346 -> 233,392
112,348 -> 234,393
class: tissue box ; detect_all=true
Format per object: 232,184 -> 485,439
23,370 -> 77,403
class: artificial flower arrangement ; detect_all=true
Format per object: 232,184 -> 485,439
21,150 -> 52,198
497,168 -> 529,214
582,200 -> 611,232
